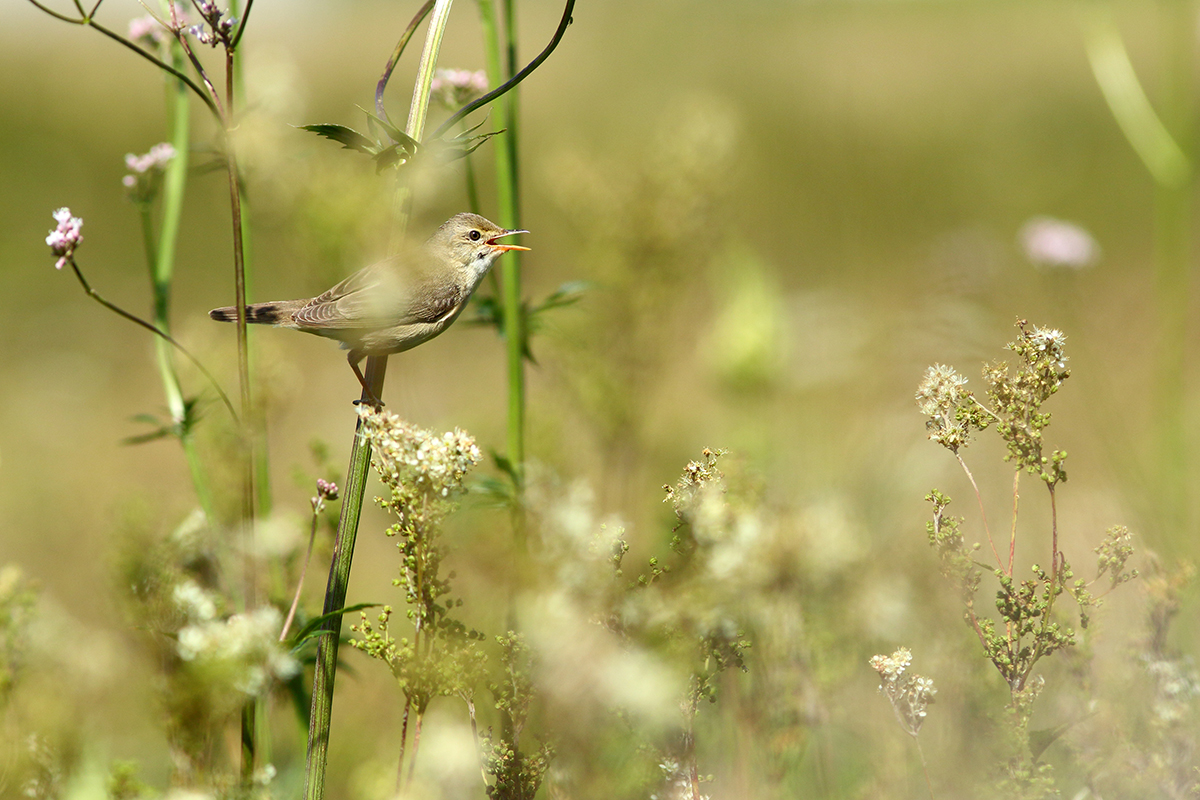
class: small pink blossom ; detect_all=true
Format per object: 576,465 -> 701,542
128,5 -> 189,44
123,143 -> 177,201
1019,217 -> 1100,270
46,208 -> 83,270
125,143 -> 176,175
431,68 -> 489,108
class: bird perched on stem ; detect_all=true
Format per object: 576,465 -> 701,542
209,212 -> 528,403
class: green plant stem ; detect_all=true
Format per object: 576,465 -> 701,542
433,0 -> 576,140
1151,1 -> 1195,546
377,0 -> 436,120
63,257 -> 237,422
304,9 -> 456,793
207,20 -> 259,780
149,31 -> 217,524
915,738 -> 935,800
303,361 -> 387,800
389,0 -> 456,247
225,0 -> 270,520
406,0 -> 456,151
479,0 -> 526,505
954,452 -> 1000,571
281,507 -> 321,642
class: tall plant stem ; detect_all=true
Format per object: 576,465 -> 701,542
209,22 -> 260,778
303,358 -> 387,800
64,257 -> 236,422
280,508 -> 322,643
145,28 -> 216,524
479,0 -> 526,532
954,452 -> 1000,572
303,7 -> 454,797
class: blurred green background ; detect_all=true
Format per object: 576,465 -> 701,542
2,0 -> 1198,797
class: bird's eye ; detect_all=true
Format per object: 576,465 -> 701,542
469,230 -> 482,242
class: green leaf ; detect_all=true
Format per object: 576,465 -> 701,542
470,476 -> 516,507
124,410 -> 180,445
1029,719 -> 1078,761
122,426 -> 175,446
372,143 -> 409,174
289,602 -> 379,650
491,451 -> 520,486
299,124 -> 378,155
357,106 -> 418,152
532,281 -> 588,315
467,294 -> 502,328
437,130 -> 504,163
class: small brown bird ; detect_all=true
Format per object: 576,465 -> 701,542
209,213 -> 528,400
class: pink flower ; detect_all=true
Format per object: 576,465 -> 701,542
46,208 -> 83,270
431,68 -> 489,108
125,143 -> 176,175
128,5 -> 189,44
1020,217 -> 1100,270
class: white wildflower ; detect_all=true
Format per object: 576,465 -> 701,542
357,406 -> 481,496
173,579 -> 219,622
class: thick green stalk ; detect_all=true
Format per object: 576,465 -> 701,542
148,34 -> 216,523
478,0 -> 525,491
226,0 -> 270,520
303,362 -> 387,800
406,0 -> 455,145
303,6 -> 455,797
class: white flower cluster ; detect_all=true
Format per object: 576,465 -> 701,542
870,646 -> 913,686
870,647 -> 936,737
357,406 -> 481,497
173,578 -> 219,623
916,364 -> 973,451
663,449 -> 725,521
175,599 -> 299,697
1027,325 -> 1069,376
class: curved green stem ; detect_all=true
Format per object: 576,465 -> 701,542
65,257 -> 238,422
432,0 -> 575,140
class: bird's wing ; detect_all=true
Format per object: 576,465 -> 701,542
291,256 -> 467,330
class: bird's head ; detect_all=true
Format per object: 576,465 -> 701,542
433,212 -> 529,273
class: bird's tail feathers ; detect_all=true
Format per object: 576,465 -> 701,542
209,300 -> 304,325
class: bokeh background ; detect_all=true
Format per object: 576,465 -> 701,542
3,1 -> 1199,797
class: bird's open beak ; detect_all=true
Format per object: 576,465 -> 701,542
488,230 -> 530,252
